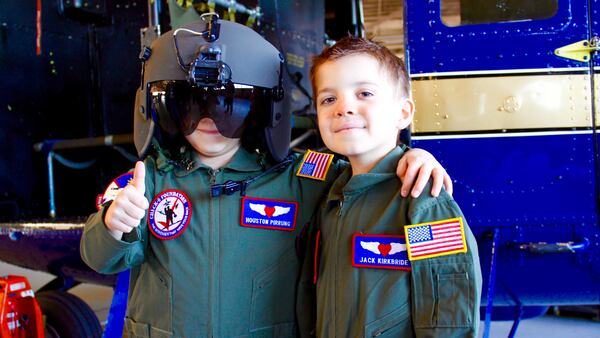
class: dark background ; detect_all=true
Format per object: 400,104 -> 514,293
0,0 -> 360,220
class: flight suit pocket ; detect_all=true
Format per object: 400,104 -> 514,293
125,318 -> 150,337
435,272 -> 471,327
412,260 -> 473,329
364,302 -> 412,338
251,248 -> 297,336
127,257 -> 173,335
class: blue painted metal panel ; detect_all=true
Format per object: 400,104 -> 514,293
0,222 -> 116,287
414,134 -> 596,227
413,134 -> 600,305
405,0 -> 590,74
406,0 -> 600,306
594,0 -> 600,69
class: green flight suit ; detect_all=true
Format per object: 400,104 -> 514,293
297,146 -> 482,338
81,148 -> 341,337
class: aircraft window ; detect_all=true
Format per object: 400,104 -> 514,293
441,0 -> 558,27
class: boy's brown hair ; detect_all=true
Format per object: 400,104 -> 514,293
310,36 -> 411,102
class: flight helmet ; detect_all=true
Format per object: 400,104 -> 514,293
134,13 -> 289,162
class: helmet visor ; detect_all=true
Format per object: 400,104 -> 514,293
151,81 -> 261,138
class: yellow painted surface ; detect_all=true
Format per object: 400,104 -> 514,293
411,74 -> 596,133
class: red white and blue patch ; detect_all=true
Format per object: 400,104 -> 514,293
296,150 -> 334,181
405,217 -> 467,261
240,196 -> 298,231
352,234 -> 411,270
96,172 -> 134,210
148,189 -> 192,240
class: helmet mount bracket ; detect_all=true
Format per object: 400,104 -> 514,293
200,13 -> 220,43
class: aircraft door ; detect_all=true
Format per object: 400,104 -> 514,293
405,0 -> 600,307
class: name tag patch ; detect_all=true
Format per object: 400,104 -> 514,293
148,189 -> 192,240
240,197 -> 298,231
352,234 -> 411,270
96,172 -> 133,210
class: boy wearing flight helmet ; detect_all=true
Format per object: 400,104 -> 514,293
81,14 -> 450,337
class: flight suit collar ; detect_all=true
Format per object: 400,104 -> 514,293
325,145 -> 407,205
174,147 -> 265,177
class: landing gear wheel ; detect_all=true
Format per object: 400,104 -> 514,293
36,290 -> 102,338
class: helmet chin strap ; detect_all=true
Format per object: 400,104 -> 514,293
268,55 -> 285,129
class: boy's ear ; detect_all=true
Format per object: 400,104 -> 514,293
397,98 -> 415,130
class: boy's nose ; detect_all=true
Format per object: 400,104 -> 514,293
335,97 -> 356,116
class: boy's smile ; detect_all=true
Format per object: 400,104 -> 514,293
315,53 -> 414,174
185,118 -> 241,169
333,118 -> 365,133
195,125 -> 222,135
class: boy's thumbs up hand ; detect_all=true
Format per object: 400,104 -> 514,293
104,161 -> 150,240
132,161 -> 146,193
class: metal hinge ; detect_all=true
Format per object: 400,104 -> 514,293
554,37 -> 600,62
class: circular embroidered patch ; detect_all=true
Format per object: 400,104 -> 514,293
148,189 -> 192,240
96,172 -> 134,210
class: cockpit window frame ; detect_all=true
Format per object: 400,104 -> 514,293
440,0 -> 559,27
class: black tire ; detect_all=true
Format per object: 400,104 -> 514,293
36,290 -> 102,338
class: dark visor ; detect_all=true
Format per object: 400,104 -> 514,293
150,81 -> 263,138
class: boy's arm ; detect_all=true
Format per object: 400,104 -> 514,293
408,196 -> 482,338
80,205 -> 146,274
398,148 -> 452,198
80,161 -> 150,274
327,148 -> 451,198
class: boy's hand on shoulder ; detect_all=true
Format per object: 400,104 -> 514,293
397,148 -> 453,198
104,161 -> 149,240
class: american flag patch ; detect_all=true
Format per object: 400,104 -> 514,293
404,217 -> 467,260
296,150 -> 334,181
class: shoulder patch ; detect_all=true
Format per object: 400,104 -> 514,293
96,172 -> 134,210
296,150 -> 334,181
352,234 -> 411,270
240,196 -> 298,231
148,189 -> 192,240
404,217 -> 467,261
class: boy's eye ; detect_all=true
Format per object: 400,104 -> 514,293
320,97 -> 336,105
358,91 -> 374,98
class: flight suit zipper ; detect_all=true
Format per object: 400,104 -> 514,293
333,197 -> 346,336
208,169 -> 220,337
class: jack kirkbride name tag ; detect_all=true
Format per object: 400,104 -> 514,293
352,234 -> 411,270
240,196 -> 298,231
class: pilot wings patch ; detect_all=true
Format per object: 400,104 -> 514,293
352,234 -> 411,270
248,203 -> 291,217
240,196 -> 298,231
360,241 -> 406,256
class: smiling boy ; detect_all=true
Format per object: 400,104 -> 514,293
297,36 -> 482,337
